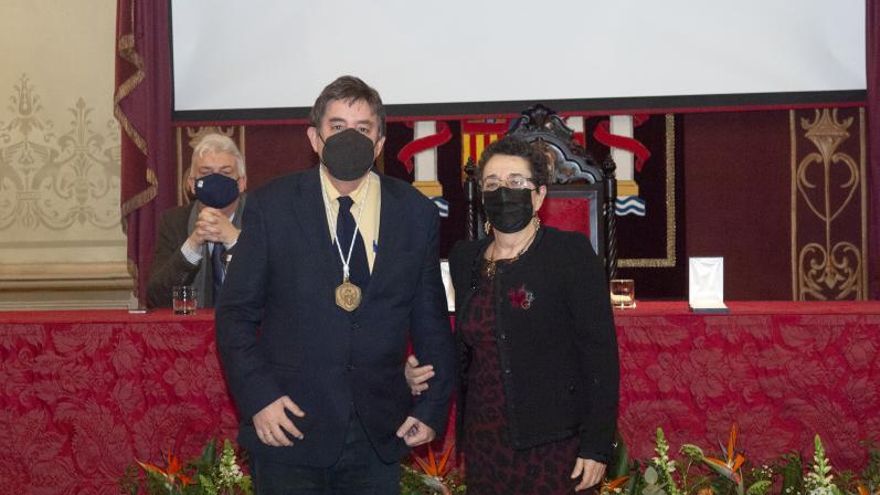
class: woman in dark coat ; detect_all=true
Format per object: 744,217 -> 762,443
408,136 -> 619,494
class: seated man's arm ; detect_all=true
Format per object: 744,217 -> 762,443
146,209 -> 202,308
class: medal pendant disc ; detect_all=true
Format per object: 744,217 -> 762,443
335,280 -> 362,312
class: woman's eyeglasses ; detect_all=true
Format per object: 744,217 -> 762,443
481,174 -> 537,192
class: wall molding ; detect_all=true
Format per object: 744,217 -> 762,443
0,262 -> 133,310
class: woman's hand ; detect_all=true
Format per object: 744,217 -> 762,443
404,355 -> 435,395
571,457 -> 606,491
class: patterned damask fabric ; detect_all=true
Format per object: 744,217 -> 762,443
2,304 -> 880,493
0,311 -> 239,494
615,302 -> 880,471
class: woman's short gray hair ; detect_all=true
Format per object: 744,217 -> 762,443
191,133 -> 246,177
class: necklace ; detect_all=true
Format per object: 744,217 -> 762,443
321,170 -> 370,311
484,220 -> 540,279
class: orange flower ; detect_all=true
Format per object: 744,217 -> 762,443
856,485 -> 880,495
697,487 -> 715,495
413,443 -> 454,478
703,424 -> 745,485
600,475 -> 630,493
412,443 -> 455,495
137,452 -> 193,487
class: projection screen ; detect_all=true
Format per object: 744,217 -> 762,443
170,0 -> 866,122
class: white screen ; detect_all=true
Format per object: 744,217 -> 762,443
170,0 -> 866,119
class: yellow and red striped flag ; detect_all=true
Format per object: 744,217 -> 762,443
460,118 -> 509,180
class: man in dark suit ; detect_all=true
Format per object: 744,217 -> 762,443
215,76 -> 456,494
146,133 -> 247,308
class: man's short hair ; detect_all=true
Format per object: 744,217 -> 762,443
191,133 -> 246,177
309,76 -> 386,137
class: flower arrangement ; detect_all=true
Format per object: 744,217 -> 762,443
600,426 -> 880,495
121,439 -> 463,495
120,439 -> 252,495
401,443 -> 466,495
120,429 -> 880,495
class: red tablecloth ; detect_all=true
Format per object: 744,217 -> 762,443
2,302 -> 880,493
614,301 -> 880,471
0,310 -> 239,494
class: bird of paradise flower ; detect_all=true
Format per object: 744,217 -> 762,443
857,484 -> 880,495
599,475 -> 630,494
137,452 -> 193,490
681,424 -> 745,495
411,443 -> 456,495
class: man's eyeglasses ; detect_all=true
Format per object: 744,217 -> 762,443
481,174 -> 537,192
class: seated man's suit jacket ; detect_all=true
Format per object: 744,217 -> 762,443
146,198 -> 245,308
216,167 -> 456,466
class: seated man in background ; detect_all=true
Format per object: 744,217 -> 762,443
146,133 -> 247,308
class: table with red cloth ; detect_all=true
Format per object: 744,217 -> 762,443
0,310 -> 238,494
2,302 -> 880,494
614,301 -> 880,472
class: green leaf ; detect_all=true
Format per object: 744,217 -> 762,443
642,484 -> 666,495
612,432 -> 632,479
781,452 -> 805,495
239,475 -> 254,495
198,438 -> 218,466
645,466 -> 659,485
199,473 -> 216,495
746,479 -> 772,495
679,444 -> 705,462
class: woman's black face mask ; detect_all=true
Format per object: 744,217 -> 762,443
482,187 -> 534,234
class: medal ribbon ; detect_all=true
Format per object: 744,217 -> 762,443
321,169 -> 371,282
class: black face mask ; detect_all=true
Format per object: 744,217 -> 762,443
320,128 -> 376,181
194,173 -> 240,208
482,187 -> 534,234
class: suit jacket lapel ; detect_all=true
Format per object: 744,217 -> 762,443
292,167 -> 344,292
363,175 -> 404,303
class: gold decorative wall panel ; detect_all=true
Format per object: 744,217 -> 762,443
790,108 -> 868,300
0,0 -> 129,309
0,76 -> 120,232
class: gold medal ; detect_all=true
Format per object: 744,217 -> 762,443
335,278 -> 362,312
322,170 -> 371,313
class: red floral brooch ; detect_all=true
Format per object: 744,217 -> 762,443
508,284 -> 534,310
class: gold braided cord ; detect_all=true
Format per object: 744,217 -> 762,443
114,5 -> 158,223
113,33 -> 147,156
121,168 -> 158,224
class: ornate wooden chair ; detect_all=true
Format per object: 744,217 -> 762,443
464,104 -> 619,281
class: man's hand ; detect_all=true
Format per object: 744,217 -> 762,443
404,355 -> 434,396
195,207 -> 240,246
395,416 -> 435,447
253,395 -> 306,447
570,457 -> 606,492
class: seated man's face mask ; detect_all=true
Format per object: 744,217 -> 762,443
320,128 -> 376,181
194,173 -> 240,208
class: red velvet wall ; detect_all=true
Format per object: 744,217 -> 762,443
683,111 -> 793,300
242,124 -> 316,188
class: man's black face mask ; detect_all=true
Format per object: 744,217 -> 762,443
320,128 -> 376,181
